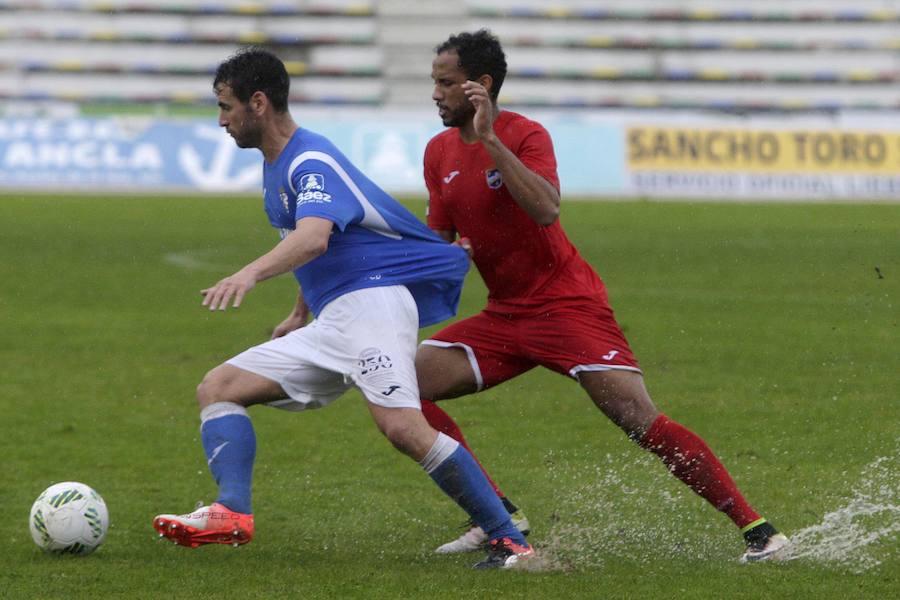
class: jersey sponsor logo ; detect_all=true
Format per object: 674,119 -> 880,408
358,347 -> 393,376
359,348 -> 404,398
443,170 -> 460,183
485,168 -> 503,189
300,173 -> 325,191
298,172 -> 332,204
602,350 -> 620,361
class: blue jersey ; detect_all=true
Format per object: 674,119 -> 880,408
262,128 -> 469,327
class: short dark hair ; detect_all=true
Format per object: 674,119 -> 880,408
435,29 -> 507,102
214,47 -> 290,112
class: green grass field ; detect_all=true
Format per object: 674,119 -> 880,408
1,195 -> 898,599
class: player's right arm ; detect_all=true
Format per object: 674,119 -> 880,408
201,216 -> 333,311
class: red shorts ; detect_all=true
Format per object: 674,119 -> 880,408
423,301 -> 641,391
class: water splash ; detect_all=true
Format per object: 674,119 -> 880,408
524,451 -> 727,572
519,442 -> 899,573
780,443 -> 900,572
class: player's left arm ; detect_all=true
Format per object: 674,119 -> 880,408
201,216 -> 333,311
464,80 -> 560,225
271,289 -> 311,339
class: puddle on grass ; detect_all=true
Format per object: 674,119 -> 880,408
520,442 -> 900,573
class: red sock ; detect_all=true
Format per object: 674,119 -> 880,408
639,414 -> 760,529
420,399 -> 505,498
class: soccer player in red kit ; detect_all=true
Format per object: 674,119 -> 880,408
416,29 -> 789,563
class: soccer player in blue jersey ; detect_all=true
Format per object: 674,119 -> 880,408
152,48 -> 533,569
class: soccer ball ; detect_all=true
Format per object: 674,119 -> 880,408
29,482 -> 109,555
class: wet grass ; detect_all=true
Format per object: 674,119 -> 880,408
1,195 -> 898,599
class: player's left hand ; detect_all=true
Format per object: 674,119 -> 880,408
271,312 -> 308,339
201,270 -> 256,311
462,80 -> 494,141
453,236 -> 473,258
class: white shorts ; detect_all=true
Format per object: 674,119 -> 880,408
226,285 -> 421,411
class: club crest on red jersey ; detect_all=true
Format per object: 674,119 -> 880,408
485,168 -> 503,189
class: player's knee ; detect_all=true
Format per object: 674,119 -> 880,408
605,394 -> 657,436
376,412 -> 432,459
583,372 -> 658,436
196,367 -> 230,409
620,407 -> 659,439
195,375 -> 216,409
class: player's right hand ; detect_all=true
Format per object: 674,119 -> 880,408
201,270 -> 256,311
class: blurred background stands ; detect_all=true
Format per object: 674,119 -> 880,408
1,0 -> 899,113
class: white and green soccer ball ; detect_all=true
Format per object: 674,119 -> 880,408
29,482 -> 109,555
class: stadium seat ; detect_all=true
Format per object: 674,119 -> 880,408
0,0 -> 382,105
1,0 -> 899,111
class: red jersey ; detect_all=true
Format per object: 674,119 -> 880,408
424,110 -> 609,313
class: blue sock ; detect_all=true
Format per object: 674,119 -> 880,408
421,433 -> 527,546
200,403 -> 255,514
